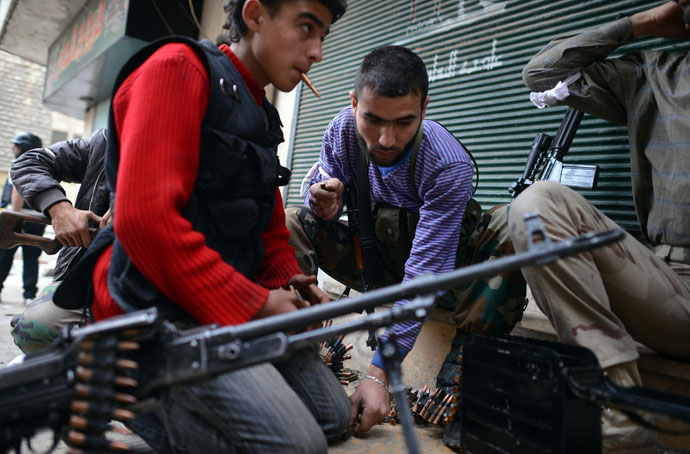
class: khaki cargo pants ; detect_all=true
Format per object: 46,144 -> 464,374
286,203 -> 526,336
509,181 -> 690,368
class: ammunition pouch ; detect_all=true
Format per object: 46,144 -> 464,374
371,197 -> 483,305
372,204 -> 418,282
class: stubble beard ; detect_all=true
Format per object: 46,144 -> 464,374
354,127 -> 412,168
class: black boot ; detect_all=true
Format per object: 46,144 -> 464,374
435,329 -> 465,452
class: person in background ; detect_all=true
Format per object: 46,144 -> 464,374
0,132 -> 45,304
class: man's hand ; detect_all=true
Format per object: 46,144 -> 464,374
252,275 -> 330,324
309,178 -> 344,220
253,287 -> 309,320
100,207 -> 113,229
349,365 -> 391,436
287,274 -> 330,306
285,274 -> 330,331
47,201 -> 101,247
632,1 -> 690,39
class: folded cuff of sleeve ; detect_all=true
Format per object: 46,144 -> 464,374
371,344 -> 411,370
33,188 -> 70,215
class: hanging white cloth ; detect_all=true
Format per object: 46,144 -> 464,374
529,73 -> 581,109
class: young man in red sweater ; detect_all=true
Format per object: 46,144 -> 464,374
63,1 -> 349,452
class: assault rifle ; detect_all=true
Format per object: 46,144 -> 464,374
0,215 -> 624,454
509,107 -> 599,199
0,210 -> 98,254
343,184 -> 379,351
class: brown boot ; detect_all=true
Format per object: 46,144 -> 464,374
601,362 -> 656,453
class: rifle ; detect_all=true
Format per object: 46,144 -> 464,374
343,184 -> 379,351
0,211 -> 62,254
0,215 -> 624,454
509,107 -> 599,199
0,210 -> 99,254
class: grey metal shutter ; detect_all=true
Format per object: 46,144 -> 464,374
286,0 -> 682,238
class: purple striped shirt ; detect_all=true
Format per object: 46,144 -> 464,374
306,107 -> 474,366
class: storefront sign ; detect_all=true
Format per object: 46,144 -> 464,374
45,0 -> 128,97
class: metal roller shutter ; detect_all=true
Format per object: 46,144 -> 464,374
286,0 -> 685,238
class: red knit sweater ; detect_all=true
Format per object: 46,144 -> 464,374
91,43 -> 302,325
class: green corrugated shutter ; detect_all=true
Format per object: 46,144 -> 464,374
286,0 -> 680,238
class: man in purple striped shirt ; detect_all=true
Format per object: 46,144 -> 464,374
286,46 -> 525,450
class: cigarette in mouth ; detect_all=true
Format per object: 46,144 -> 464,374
301,73 -> 321,98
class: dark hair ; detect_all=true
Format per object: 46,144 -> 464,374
354,46 -> 428,105
222,0 -> 347,43
12,132 -> 42,155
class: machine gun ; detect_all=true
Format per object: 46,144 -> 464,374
0,215 -> 624,454
509,107 -> 599,199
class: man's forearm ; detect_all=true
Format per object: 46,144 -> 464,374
523,18 -> 635,126
629,1 -> 690,40
523,18 -> 634,93
46,200 -> 75,220
631,9 -> 655,38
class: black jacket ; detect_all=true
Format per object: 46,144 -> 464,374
10,128 -> 110,279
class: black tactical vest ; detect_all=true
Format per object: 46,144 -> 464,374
66,37 -> 290,317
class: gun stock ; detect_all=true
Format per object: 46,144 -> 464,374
0,211 -> 61,254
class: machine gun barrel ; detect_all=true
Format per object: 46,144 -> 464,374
136,218 -> 624,395
161,222 -> 625,362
